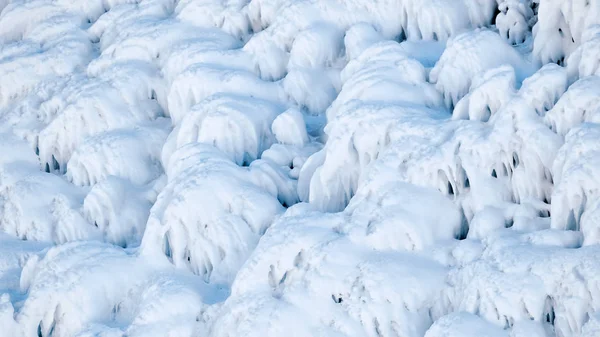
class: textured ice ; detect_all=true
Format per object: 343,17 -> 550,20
2,0 -> 600,336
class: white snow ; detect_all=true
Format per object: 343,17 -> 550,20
2,0 -> 600,336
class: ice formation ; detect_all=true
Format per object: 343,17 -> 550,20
2,0 -> 600,336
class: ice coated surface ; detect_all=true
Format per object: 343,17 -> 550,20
2,0 -> 600,336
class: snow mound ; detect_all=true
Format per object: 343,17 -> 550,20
305,40 -> 446,212
167,65 -> 286,123
0,133 -> 96,244
345,179 -> 465,250
82,176 -> 163,248
431,29 -> 534,108
67,119 -> 170,186
141,144 -> 285,284
551,124 -> 600,240
11,241 -> 228,337
566,25 -> 600,79
175,0 -> 250,38
271,108 -> 310,147
210,205 -> 451,337
495,0 -> 536,45
471,235 -> 600,336
344,23 -> 385,61
243,0 -> 497,80
545,76 -> 600,136
282,68 -> 338,115
0,3 -> 94,108
452,66 -> 517,122
37,66 -> 164,172
533,0 -> 600,64
208,176 -> 463,335
517,63 -> 568,117
0,172 -> 95,244
288,23 -> 343,70
164,94 -> 283,166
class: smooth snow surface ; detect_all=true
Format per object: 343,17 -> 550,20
1,0 -> 600,336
